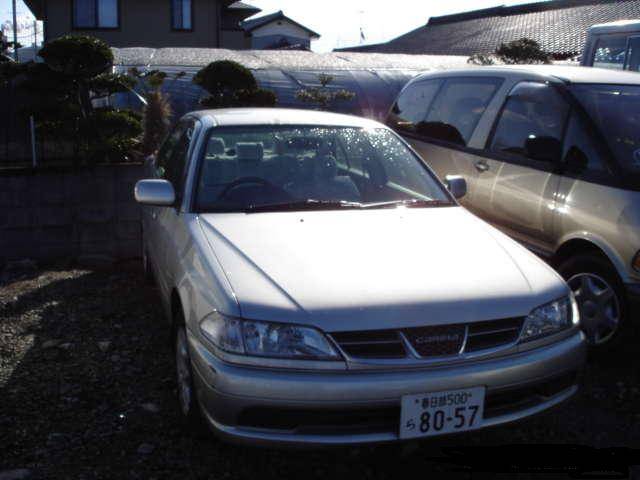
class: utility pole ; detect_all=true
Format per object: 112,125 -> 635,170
12,0 -> 19,61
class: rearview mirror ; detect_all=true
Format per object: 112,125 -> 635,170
525,136 -> 562,163
445,175 -> 467,199
134,179 -> 176,206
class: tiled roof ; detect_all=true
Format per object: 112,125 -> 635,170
336,0 -> 640,56
227,1 -> 261,12
241,10 -> 321,38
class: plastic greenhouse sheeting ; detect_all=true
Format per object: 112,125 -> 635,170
112,47 -> 470,121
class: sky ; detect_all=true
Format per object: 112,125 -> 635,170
1,0 -> 548,51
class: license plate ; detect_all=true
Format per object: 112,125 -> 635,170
399,387 -> 485,439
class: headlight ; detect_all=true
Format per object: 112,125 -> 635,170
200,312 -> 340,360
519,296 -> 578,342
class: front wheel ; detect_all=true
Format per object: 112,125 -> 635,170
174,323 -> 205,432
558,254 -> 629,352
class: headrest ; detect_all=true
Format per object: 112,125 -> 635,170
236,142 -> 264,163
316,155 -> 338,180
208,137 -> 226,155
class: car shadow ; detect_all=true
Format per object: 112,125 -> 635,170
1,266 -> 638,479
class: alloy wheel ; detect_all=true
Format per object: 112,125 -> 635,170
568,273 -> 620,345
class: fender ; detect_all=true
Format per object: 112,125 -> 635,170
554,231 -> 630,283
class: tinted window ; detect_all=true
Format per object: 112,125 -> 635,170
627,37 -> 640,72
157,121 -> 195,200
490,82 -> 569,163
73,0 -> 118,28
562,113 -> 610,175
592,35 -> 627,70
421,77 -> 502,146
388,80 -> 442,134
570,84 -> 640,177
196,126 -> 452,211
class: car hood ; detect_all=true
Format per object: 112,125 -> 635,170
198,207 -> 567,331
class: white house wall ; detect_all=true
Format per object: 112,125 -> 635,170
250,20 -> 314,39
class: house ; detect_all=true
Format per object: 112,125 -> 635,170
336,0 -> 640,58
22,0 -> 262,49
240,10 -> 320,50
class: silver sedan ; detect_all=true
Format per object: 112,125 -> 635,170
135,108 -> 586,447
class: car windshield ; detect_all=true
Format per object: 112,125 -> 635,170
195,126 -> 453,212
569,84 -> 640,178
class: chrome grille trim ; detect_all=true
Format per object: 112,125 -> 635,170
330,318 -> 524,362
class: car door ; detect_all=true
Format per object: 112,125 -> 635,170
152,119 -> 197,294
387,76 -> 503,205
478,81 -> 570,254
143,121 -> 188,293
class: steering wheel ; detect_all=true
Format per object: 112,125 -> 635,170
216,176 -> 290,201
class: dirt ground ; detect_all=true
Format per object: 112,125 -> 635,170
1,265 -> 639,479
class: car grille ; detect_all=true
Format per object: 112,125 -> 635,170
330,318 -> 523,360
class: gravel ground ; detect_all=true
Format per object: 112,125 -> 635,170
1,265 -> 639,479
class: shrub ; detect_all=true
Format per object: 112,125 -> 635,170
467,38 -> 552,66
295,73 -> 356,111
496,38 -> 551,64
128,69 -> 182,156
10,35 -> 141,164
193,60 -> 276,108
38,35 -> 113,77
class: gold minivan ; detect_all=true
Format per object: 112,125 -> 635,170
387,65 -> 640,350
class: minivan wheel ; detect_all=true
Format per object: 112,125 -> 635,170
558,255 -> 628,351
174,323 -> 205,432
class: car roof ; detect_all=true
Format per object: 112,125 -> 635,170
588,20 -> 640,35
189,108 -> 383,129
411,65 -> 640,86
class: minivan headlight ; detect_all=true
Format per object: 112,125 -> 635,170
519,296 -> 577,342
200,312 -> 340,360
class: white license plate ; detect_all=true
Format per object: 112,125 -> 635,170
399,387 -> 485,439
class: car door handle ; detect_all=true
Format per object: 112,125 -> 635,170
475,160 -> 489,172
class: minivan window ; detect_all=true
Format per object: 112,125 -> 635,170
422,77 -> 503,146
562,113 -> 609,174
592,35 -> 627,70
490,82 -> 569,164
570,84 -> 640,178
388,79 -> 442,135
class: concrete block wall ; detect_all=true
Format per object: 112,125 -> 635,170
0,165 -> 145,267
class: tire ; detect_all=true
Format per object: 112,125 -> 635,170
173,314 -> 206,434
558,254 -> 630,354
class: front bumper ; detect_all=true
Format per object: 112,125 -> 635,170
188,331 -> 586,447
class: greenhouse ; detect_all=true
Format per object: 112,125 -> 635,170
112,48 -> 469,121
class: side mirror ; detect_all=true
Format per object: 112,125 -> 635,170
525,136 -> 562,163
445,175 -> 467,200
134,179 -> 176,206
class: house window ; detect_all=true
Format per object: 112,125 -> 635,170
73,0 -> 119,29
172,0 -> 192,30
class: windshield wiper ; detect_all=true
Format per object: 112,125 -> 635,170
360,199 -> 453,209
244,199 -> 364,213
